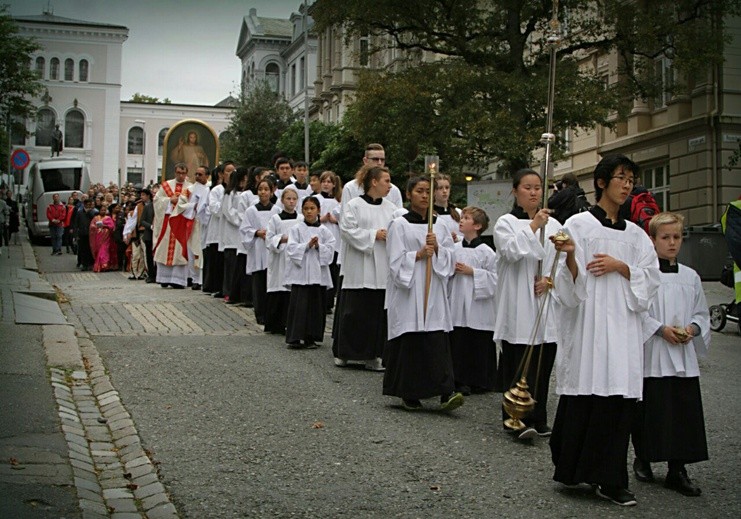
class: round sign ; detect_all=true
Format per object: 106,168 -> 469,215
10,148 -> 30,170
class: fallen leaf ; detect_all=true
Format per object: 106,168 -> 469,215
311,421 -> 324,429
126,483 -> 138,490
9,458 -> 19,466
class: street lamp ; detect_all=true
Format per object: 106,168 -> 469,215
135,119 -> 146,186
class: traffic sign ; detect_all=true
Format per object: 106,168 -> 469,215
10,148 -> 30,170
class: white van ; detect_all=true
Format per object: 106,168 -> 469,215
25,157 -> 90,241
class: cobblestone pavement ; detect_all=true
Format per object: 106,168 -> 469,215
33,244 -> 741,518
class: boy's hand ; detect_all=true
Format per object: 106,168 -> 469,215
455,262 -> 473,275
662,326 -> 690,345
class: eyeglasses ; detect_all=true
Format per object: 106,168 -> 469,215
611,175 -> 635,186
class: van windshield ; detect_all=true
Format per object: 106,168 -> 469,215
40,167 -> 82,192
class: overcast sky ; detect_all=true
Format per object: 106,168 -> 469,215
8,0 -> 301,105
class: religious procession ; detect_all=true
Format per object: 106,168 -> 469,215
54,142 -> 730,510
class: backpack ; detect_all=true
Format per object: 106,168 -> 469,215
630,192 -> 660,234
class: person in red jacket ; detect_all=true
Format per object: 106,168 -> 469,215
46,193 -> 67,255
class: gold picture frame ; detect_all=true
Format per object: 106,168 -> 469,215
161,119 -> 219,183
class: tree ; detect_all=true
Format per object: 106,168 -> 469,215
129,93 -> 171,104
0,6 -> 43,168
221,82 -> 296,166
310,125 -> 365,182
276,120 -> 341,164
313,0 -> 740,174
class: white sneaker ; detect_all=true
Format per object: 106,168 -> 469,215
334,357 -> 347,367
364,357 -> 385,372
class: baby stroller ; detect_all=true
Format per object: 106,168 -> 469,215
709,200 -> 741,335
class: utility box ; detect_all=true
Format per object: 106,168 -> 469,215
678,225 -> 729,281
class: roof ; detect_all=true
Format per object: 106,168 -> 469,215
236,8 -> 292,57
14,13 -> 128,31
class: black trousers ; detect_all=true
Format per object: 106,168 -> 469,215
144,240 -> 156,281
500,340 -> 556,428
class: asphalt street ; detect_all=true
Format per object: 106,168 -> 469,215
36,244 -> 741,518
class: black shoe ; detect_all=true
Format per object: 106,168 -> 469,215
401,399 -> 423,411
633,458 -> 654,483
138,274 -> 147,280
145,278 -> 156,284
170,284 -> 185,289
128,275 -> 137,280
595,485 -> 637,506
286,341 -> 302,349
455,385 -> 472,396
191,284 -> 201,290
160,283 -> 169,288
212,292 -> 224,298
534,424 -> 552,437
665,470 -> 701,496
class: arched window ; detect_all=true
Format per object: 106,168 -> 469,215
36,108 -> 56,146
10,116 -> 26,146
65,109 -> 84,148
158,127 -> 169,156
128,127 -> 144,154
79,59 -> 89,82
35,57 -> 45,78
64,58 -> 74,81
265,62 -> 280,93
50,58 -> 60,80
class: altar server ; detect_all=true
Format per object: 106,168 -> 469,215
549,154 -> 660,507
631,211 -> 710,497
434,173 -> 461,243
382,176 -> 462,412
284,196 -> 335,348
334,166 -> 396,370
264,186 -> 302,334
241,178 -> 280,325
493,168 -> 562,441
318,170 -> 342,313
448,206 -> 498,394
203,162 -> 234,296
220,167 -> 247,303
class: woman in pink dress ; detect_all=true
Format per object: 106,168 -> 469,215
90,205 -> 115,272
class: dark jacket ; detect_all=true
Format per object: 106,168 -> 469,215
548,185 -> 588,224
139,201 -> 155,242
75,208 -> 96,237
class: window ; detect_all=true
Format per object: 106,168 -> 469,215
291,64 -> 296,96
653,57 -> 673,109
79,59 -> 89,82
128,127 -> 144,154
35,57 -> 45,78
50,58 -> 60,80
64,109 -> 84,148
35,108 -> 56,146
359,36 -> 370,67
126,167 -> 143,185
265,62 -> 280,93
64,58 -> 74,81
642,164 -> 669,211
41,167 -> 82,191
299,57 -> 305,91
158,128 -> 169,156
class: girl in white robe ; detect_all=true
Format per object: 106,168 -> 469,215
335,166 -> 396,370
202,166 -> 227,294
319,171 -> 342,313
493,169 -> 562,440
448,206 -> 498,394
550,155 -> 660,507
632,212 -> 710,497
241,178 -> 280,325
382,176 -> 462,412
433,173 -> 462,243
264,186 -> 303,334
284,196 -> 335,347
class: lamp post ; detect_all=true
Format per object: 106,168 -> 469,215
135,119 -> 146,186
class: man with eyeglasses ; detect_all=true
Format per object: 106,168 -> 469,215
548,154 -> 660,507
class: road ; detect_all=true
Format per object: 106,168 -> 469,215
36,245 -> 741,518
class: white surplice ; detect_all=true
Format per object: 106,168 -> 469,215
241,204 -> 281,274
448,241 -> 498,331
641,264 -> 710,378
266,213 -> 303,293
385,216 -> 455,339
492,213 -> 563,344
284,222 -> 335,287
553,212 -> 660,398
205,184 -> 224,247
339,197 -> 397,289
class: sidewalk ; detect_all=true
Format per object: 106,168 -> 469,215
0,234 -> 178,519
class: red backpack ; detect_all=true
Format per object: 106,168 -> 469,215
630,192 -> 661,234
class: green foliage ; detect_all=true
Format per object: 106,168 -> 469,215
313,0 -> 740,173
0,6 -> 43,167
221,82 -> 296,167
310,125 -> 365,182
129,93 -> 171,104
276,120 -> 340,165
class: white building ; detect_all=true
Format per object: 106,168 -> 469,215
12,13 -> 233,187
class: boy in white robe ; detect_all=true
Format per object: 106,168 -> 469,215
631,212 -> 710,497
550,155 -> 660,507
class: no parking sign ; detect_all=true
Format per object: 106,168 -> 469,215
10,148 -> 30,170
